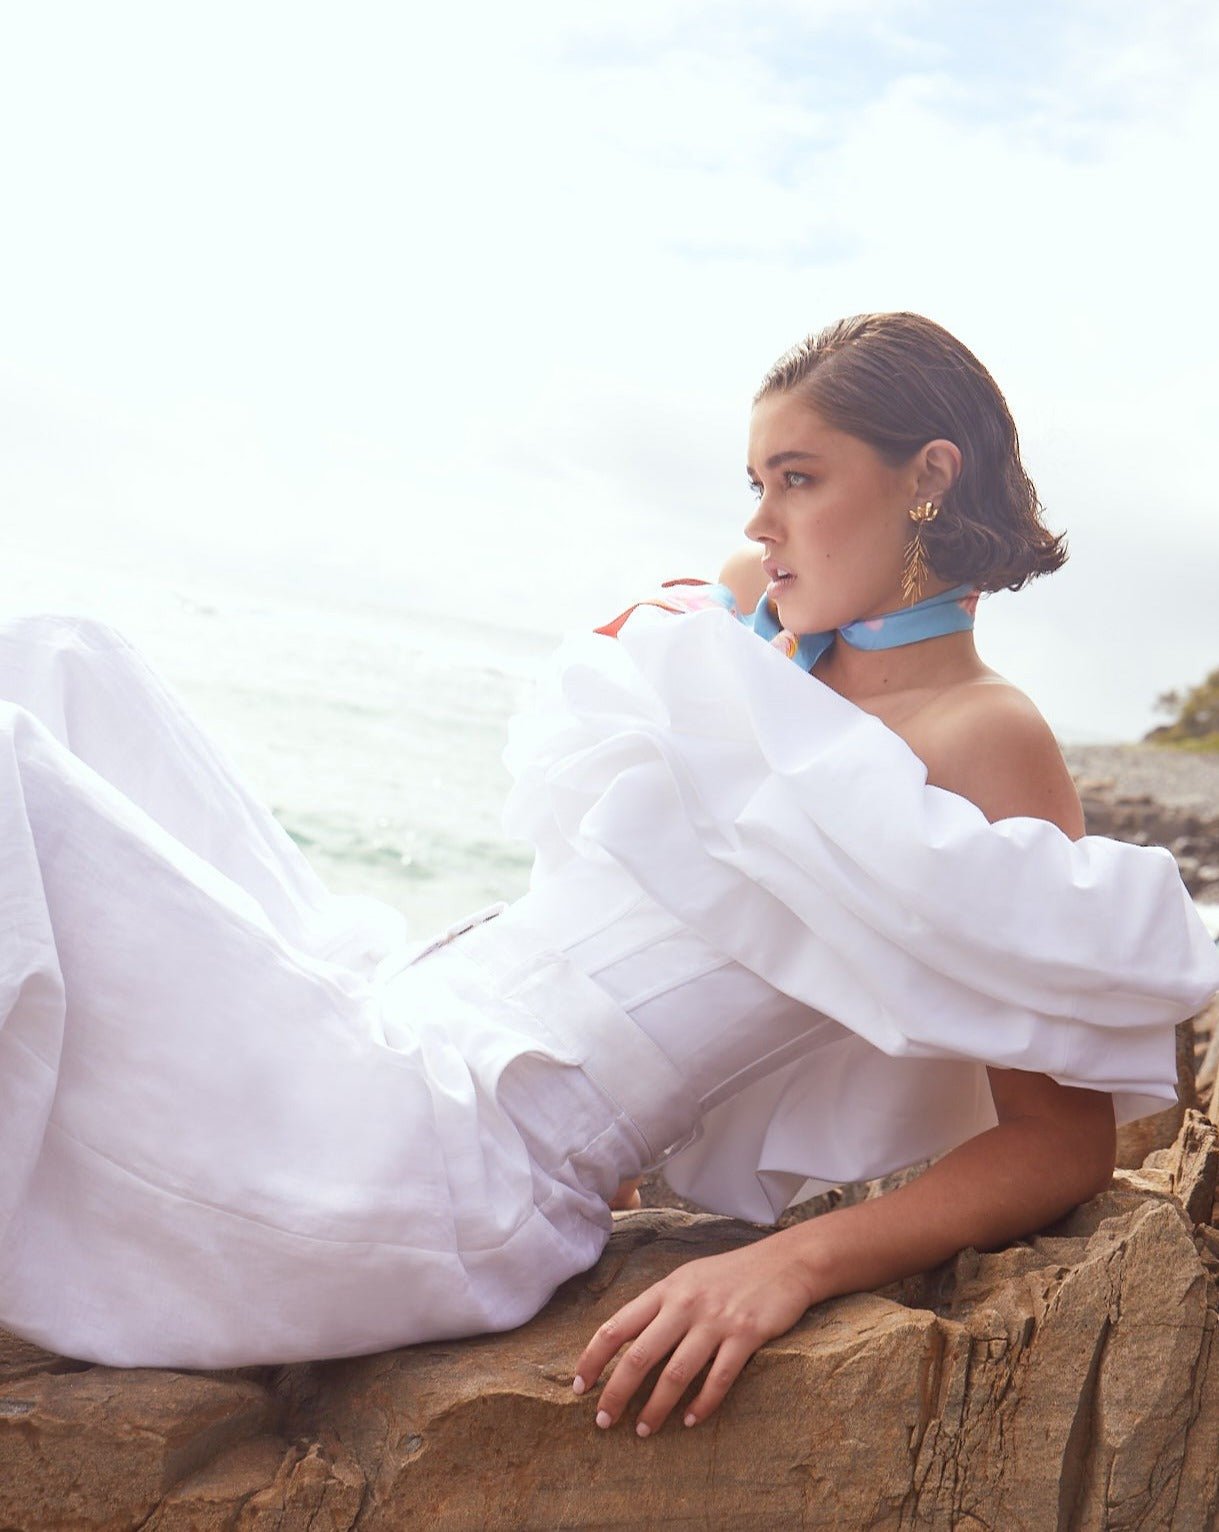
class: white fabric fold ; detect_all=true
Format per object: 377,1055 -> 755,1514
0,615 -> 649,1366
502,603 -> 1219,1222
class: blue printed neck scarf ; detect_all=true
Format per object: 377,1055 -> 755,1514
747,581 -> 981,671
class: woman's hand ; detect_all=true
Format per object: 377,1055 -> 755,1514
576,1082 -> 1120,1439
571,1235 -> 818,1436
607,1176 -> 643,1212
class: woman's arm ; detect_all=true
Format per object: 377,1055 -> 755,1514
575,686 -> 1114,1437
780,1067 -> 1116,1303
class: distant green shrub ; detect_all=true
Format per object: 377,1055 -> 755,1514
1144,667 -> 1219,750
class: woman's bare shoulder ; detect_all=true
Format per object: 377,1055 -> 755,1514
716,545 -> 768,613
914,676 -> 1086,839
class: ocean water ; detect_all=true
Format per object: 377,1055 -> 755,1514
155,592 -> 552,939
6,546 -> 1218,947
6,548 -> 556,941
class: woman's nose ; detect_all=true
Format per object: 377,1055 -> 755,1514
742,497 -> 774,543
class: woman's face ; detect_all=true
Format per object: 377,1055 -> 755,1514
743,392 -> 934,631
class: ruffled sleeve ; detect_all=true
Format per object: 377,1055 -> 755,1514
501,599 -> 1219,1222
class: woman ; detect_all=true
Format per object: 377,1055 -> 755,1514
1,313 -> 1216,1442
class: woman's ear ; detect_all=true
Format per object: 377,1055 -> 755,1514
917,438 -> 963,501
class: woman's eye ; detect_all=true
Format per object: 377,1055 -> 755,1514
746,473 -> 812,498
747,468 -> 814,493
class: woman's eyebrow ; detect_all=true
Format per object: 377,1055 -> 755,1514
746,450 -> 825,474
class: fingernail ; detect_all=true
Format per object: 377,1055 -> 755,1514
684,1412 -> 697,1428
596,1410 -> 612,1429
572,1375 -> 585,1395
636,1421 -> 651,1438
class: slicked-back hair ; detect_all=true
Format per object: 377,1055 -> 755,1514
754,313 -> 1067,593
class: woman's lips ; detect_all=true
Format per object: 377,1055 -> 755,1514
766,573 -> 796,597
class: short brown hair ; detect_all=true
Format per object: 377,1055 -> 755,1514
754,312 -> 1067,593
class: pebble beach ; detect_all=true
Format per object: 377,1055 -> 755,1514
1060,741 -> 1219,914
1061,741 -> 1219,813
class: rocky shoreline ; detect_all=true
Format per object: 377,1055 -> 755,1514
1060,741 -> 1219,901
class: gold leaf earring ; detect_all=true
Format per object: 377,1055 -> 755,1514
900,500 -> 939,606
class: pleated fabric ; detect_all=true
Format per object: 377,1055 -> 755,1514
501,602 -> 1219,1221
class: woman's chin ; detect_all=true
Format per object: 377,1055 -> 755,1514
772,592 -> 816,631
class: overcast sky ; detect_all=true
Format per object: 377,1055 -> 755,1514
2,0 -> 1216,740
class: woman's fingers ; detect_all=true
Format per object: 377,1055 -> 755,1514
581,1311 -> 762,1436
587,1308 -> 702,1432
629,1328 -> 721,1436
571,1286 -> 664,1398
572,1244 -> 819,1434
676,1335 -> 758,1428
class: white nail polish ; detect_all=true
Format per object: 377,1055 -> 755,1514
636,1421 -> 651,1438
596,1410 -> 612,1429
684,1412 -> 697,1427
572,1375 -> 585,1395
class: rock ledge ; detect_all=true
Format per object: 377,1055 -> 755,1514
4,1110 -> 1219,1530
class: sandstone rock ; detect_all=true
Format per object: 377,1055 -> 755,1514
145,1430 -> 364,1531
1197,997 -> 1219,1095
1115,1016 -> 1199,1170
1135,1108 -> 1219,1232
3,1111 -> 1219,1530
0,1368 -> 276,1530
